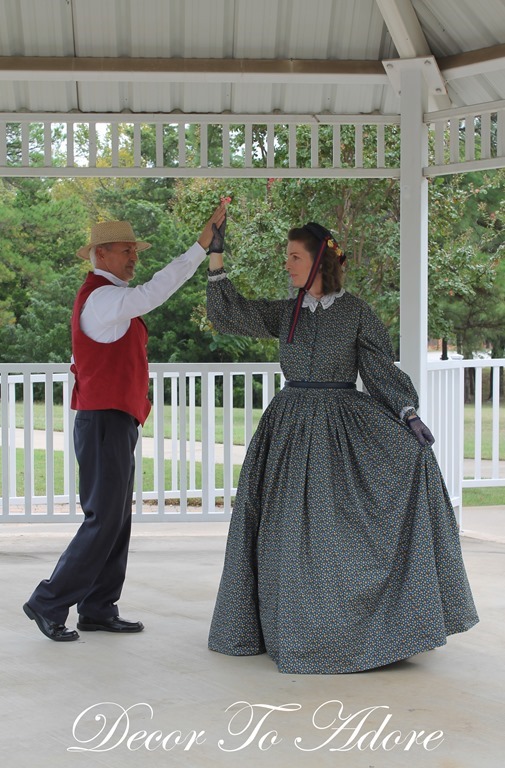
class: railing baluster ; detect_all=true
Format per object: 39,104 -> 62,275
200,123 -> 208,168
178,122 -> 186,168
492,366 -> 500,480
8,381 -> 16,499
44,122 -> 52,167
89,121 -> 97,167
64,375 -> 77,517
311,123 -> 319,168
206,372 -> 217,514
465,114 -> 475,161
289,123 -> 297,168
178,372 -> 187,515
155,122 -> 163,168
244,371 -> 253,450
222,371 -> 232,517
481,112 -> 491,159
377,123 -> 385,168
66,121 -> 74,167
45,372 -> 54,516
223,123 -> 230,168
355,124 -> 363,168
456,364 -> 464,530
111,122 -> 120,167
134,123 -> 141,168
449,117 -> 460,164
134,424 -> 143,517
333,123 -> 342,167
201,370 -> 210,514
474,368 -> 483,480
22,122 -> 30,167
23,373 -> 32,516
267,123 -> 275,168
434,119 -> 445,165
0,121 -> 6,166
188,374 -> 197,492
498,110 -> 505,158
170,374 -> 178,498
244,123 -> 253,168
155,370 -> 165,515
1,371 -> 9,517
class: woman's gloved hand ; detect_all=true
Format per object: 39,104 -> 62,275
207,214 -> 226,254
407,415 -> 435,446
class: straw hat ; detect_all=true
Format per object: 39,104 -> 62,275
77,221 -> 152,259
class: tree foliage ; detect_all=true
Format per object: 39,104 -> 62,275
0,123 -> 503,365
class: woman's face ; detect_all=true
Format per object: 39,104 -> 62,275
284,240 -> 314,289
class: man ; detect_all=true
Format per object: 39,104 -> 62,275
23,204 -> 226,641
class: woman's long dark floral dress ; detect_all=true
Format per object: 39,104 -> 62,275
207,270 -> 479,674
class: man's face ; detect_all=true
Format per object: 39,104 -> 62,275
95,242 -> 139,282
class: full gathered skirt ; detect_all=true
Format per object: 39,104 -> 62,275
208,386 -> 479,674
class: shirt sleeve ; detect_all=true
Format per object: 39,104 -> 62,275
357,301 -> 419,418
206,269 -> 285,339
81,242 -> 206,340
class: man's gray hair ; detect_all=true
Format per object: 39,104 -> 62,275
89,246 -> 97,268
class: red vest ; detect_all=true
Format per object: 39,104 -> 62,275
70,273 -> 152,426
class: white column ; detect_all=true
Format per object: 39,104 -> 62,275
398,62 -> 429,416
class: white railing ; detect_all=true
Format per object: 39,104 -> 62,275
2,104 -> 505,179
0,363 -> 284,523
425,100 -> 505,176
0,360 -> 503,524
0,113 -> 401,178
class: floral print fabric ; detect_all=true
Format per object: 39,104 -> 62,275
207,272 -> 479,674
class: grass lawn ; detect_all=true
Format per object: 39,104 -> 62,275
15,401 -> 505,457
464,403 -> 505,461
462,487 -> 505,506
0,448 -> 241,498
2,448 -> 502,506
5,400 -> 503,507
15,402 -> 262,445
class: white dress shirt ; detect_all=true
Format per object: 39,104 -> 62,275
80,242 -> 206,343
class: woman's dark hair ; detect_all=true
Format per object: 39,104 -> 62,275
287,226 -> 344,294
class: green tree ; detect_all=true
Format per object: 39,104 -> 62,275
1,266 -> 84,363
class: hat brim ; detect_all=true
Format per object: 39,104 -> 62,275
77,241 -> 152,260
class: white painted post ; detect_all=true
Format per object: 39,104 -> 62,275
398,62 -> 429,415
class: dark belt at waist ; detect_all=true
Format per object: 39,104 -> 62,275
285,381 -> 356,389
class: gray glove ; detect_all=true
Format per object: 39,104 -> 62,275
207,215 -> 226,254
408,416 -> 435,446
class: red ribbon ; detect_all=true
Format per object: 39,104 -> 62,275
286,237 -> 328,344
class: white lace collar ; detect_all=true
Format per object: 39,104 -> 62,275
302,289 -> 345,312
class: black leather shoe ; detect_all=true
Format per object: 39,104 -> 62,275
23,603 -> 79,642
77,615 -> 144,633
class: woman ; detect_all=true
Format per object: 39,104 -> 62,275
206,219 -> 478,674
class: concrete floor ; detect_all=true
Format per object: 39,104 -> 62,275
0,511 -> 504,768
